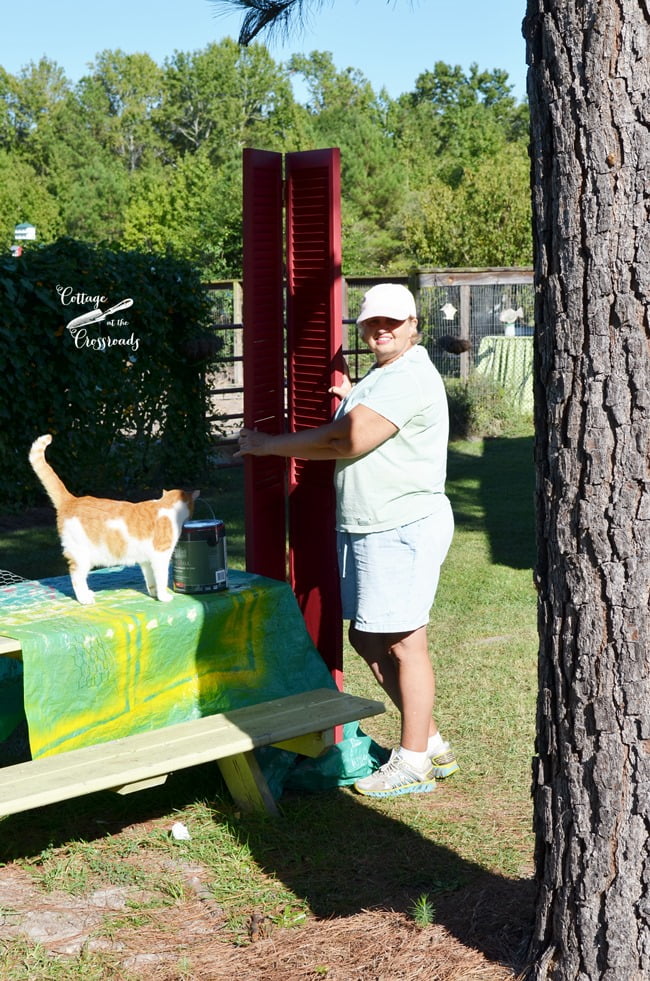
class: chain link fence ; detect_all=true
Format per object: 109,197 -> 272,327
344,270 -> 534,382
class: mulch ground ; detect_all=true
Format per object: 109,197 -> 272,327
1,857 -> 534,979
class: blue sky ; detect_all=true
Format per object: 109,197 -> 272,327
0,0 -> 529,103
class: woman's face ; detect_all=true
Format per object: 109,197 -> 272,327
359,316 -> 418,366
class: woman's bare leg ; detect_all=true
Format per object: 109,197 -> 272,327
349,622 -> 438,752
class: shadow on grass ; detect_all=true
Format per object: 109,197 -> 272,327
448,435 -> 535,570
240,788 -> 535,971
0,766 -> 535,975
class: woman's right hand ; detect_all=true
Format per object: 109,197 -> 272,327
235,427 -> 269,458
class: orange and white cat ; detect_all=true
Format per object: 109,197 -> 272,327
29,434 -> 199,604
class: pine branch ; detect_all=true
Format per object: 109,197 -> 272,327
208,0 -> 319,46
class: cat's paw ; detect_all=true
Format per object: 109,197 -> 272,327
76,591 -> 96,605
155,588 -> 174,602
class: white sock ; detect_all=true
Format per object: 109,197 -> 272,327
398,746 -> 430,771
427,732 -> 447,757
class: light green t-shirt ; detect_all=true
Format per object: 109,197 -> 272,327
334,344 -> 449,532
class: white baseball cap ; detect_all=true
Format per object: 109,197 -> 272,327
356,283 -> 417,324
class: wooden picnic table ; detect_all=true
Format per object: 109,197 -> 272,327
0,568 -> 383,815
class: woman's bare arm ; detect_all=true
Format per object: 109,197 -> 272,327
236,404 -> 397,461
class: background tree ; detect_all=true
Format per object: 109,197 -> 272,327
121,147 -> 242,276
158,39 -> 300,163
77,50 -> 165,172
0,57 -> 70,166
0,151 -> 62,243
0,59 -> 70,241
289,51 -> 407,271
401,144 -> 532,267
0,31 -> 531,275
390,61 -> 531,267
213,0 -> 650,977
394,61 -> 527,187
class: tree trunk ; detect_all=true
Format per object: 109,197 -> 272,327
523,1 -> 650,977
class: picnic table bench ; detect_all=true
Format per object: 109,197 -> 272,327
0,684 -> 384,817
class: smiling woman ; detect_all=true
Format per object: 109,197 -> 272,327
238,283 -> 459,799
355,281 -> 420,366
358,316 -> 415,365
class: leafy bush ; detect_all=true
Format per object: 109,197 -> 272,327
445,373 -> 522,440
0,240 -> 217,509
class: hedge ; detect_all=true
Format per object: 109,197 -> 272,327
0,239 -> 217,510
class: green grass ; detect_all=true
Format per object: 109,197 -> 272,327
0,525 -> 67,580
0,432 -> 538,974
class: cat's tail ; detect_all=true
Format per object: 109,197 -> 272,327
29,434 -> 71,508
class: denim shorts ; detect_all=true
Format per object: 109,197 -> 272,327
336,501 -> 454,633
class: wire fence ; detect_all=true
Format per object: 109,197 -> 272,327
203,268 -> 535,454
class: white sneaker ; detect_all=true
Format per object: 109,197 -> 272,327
430,742 -> 460,779
354,750 -> 437,798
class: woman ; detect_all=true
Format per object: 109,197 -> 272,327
237,283 -> 457,798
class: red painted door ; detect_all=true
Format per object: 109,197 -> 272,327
285,148 -> 343,686
241,148 -> 286,582
242,147 -> 343,686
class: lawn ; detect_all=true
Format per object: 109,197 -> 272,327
0,433 -> 538,979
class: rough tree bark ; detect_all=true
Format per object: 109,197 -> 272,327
523,1 -> 650,978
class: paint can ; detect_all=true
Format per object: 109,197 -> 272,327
172,519 -> 228,594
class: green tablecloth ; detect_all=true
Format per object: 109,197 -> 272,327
475,334 -> 534,413
0,568 -> 337,759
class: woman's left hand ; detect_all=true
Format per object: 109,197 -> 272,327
329,355 -> 352,399
329,375 -> 352,399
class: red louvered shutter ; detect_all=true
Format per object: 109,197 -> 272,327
242,149 -> 287,581
285,148 -> 343,686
